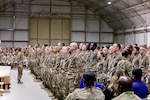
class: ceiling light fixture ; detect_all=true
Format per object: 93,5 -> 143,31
108,0 -> 112,5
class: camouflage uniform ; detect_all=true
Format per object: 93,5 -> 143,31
17,51 -> 24,63
65,87 -> 105,100
84,50 -> 98,72
2,54 -> 7,65
112,91 -> 141,100
108,52 -> 122,77
139,54 -> 149,72
32,48 -> 42,79
132,54 -> 140,68
96,57 -> 109,84
18,63 -> 23,82
65,52 -> 83,94
117,58 -> 132,77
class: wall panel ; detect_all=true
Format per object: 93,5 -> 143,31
51,19 -> 62,39
116,34 -> 124,44
125,34 -> 133,46
72,18 -> 85,31
135,33 -> 144,45
30,18 -> 38,38
38,18 -> 49,39
101,20 -> 113,32
86,33 -> 99,42
71,32 -> 85,42
14,42 -> 28,48
101,33 -> 113,43
29,39 -> 37,46
86,19 -> 99,32
147,32 -> 150,46
1,42 -> 13,47
62,19 -> 70,39
0,17 -> 12,29
30,18 -> 70,45
0,31 -> 13,40
15,17 -> 28,29
14,31 -> 28,41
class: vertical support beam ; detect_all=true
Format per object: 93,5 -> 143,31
84,6 -> 87,43
12,5 -> 16,47
61,19 -> 63,41
37,18 -> 38,43
49,0 -> 52,45
99,17 -> 101,46
28,0 -> 31,45
49,18 -> 51,45
70,2 -> 73,43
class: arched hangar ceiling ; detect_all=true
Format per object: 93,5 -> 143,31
0,0 -> 150,31
66,0 -> 150,31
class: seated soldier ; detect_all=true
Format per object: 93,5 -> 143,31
65,71 -> 105,100
112,76 -> 141,100
132,68 -> 149,99
103,69 -> 124,100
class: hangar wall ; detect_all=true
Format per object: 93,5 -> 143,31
116,27 -> 150,46
115,8 -> 150,46
0,0 -> 114,47
0,16 -> 29,47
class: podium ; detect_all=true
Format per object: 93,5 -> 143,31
0,66 -> 11,96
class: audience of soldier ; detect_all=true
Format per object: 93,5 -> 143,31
1,42 -> 150,99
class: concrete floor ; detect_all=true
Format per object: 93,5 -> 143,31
0,69 -> 51,100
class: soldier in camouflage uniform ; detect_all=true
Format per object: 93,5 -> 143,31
84,43 -> 98,73
96,51 -> 108,87
132,46 -> 140,68
112,76 -> 141,100
117,49 -> 132,77
108,43 -> 122,77
17,62 -> 23,84
66,42 -> 82,93
104,69 -> 124,100
139,46 -> 149,73
65,71 -> 105,100
33,44 -> 42,79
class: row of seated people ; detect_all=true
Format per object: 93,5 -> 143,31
66,68 -> 150,100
